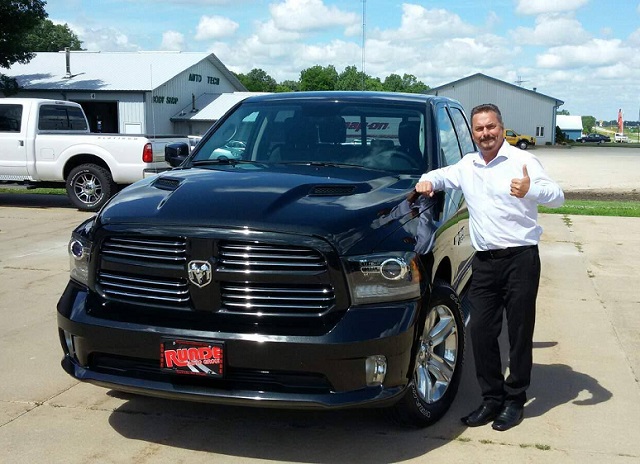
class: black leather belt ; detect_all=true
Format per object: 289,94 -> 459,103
476,245 -> 537,259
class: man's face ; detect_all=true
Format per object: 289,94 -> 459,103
471,111 -> 503,155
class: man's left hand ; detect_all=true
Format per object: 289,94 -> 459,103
510,165 -> 530,198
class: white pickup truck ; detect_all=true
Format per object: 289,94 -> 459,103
614,132 -> 629,143
0,98 -> 188,211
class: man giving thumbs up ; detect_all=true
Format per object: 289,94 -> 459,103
416,103 -> 564,431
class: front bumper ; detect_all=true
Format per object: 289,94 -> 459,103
57,281 -> 420,409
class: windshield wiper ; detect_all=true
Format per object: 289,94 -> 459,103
191,159 -> 263,167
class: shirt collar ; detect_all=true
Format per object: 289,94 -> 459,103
473,139 -> 509,166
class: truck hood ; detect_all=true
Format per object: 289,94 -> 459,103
97,164 -> 420,254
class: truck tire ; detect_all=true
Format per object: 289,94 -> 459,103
390,282 -> 465,427
66,163 -> 116,212
517,140 -> 529,150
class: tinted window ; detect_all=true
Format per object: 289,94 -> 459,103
449,107 -> 475,155
38,105 -> 88,131
436,106 -> 463,167
193,99 -> 427,174
0,104 -> 23,132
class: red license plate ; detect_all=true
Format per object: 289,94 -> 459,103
160,339 -> 224,377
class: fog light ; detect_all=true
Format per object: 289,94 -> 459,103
365,355 -> 387,386
63,330 -> 76,359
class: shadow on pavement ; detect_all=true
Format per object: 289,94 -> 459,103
527,361 -> 613,418
107,396 -> 459,463
0,192 -> 75,209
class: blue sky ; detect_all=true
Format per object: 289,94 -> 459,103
46,0 -> 640,121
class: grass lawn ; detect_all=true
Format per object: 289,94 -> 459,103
539,199 -> 640,217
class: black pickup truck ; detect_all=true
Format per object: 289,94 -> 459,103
57,91 -> 475,427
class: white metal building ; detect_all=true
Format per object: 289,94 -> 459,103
556,115 -> 584,141
3,50 -> 247,135
426,73 -> 564,145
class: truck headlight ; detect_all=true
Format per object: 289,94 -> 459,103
68,218 -> 95,286
343,252 -> 421,305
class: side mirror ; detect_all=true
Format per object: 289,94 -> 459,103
165,142 -> 190,167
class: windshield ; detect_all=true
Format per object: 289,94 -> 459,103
192,99 -> 427,174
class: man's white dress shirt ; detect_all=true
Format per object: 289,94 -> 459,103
419,140 -> 564,251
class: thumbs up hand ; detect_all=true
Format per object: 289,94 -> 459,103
510,165 -> 530,198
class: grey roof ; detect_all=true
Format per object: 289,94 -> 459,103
427,73 -> 564,106
171,92 -> 268,122
556,115 -> 583,130
5,51 -> 246,92
172,92 -> 270,122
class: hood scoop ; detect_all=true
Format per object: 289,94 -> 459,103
309,185 -> 357,196
153,176 -> 183,191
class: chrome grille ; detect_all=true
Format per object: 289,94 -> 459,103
219,242 -> 326,272
221,283 -> 335,315
98,272 -> 190,307
102,236 -> 187,265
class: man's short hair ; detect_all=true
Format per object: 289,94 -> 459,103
471,103 -> 504,127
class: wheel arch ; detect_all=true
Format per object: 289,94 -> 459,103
63,154 -> 111,182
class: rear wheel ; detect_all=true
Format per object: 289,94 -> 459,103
390,283 -> 465,427
66,163 -> 116,212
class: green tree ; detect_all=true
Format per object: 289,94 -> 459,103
382,73 -> 404,92
557,109 -> 570,116
235,68 -> 277,92
336,65 -> 365,90
276,80 -> 299,93
299,65 -> 338,91
555,125 -> 567,144
582,115 -> 596,133
23,19 -> 82,52
0,0 -> 47,69
0,0 -> 48,95
383,73 -> 429,93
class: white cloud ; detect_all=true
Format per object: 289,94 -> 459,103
512,14 -> 590,46
536,38 -> 629,68
160,31 -> 185,51
378,4 -> 476,41
195,15 -> 239,41
515,0 -> 589,15
66,23 -> 140,51
254,20 -> 302,44
269,0 -> 359,32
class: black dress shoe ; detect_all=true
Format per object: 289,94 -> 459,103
492,403 -> 524,431
460,403 -> 502,427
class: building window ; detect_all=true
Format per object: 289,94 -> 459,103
536,126 -> 545,137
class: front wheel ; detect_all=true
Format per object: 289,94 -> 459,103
390,284 -> 465,427
517,140 -> 529,150
66,163 -> 116,212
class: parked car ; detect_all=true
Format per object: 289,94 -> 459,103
577,133 -> 611,143
0,98 -> 189,211
504,128 -> 535,150
614,133 -> 629,143
57,91 -> 476,427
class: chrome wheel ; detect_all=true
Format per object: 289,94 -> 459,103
73,172 -> 103,205
414,304 -> 459,404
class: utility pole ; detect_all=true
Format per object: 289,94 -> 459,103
361,0 -> 366,90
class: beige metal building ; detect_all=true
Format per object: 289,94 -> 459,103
3,50 -> 247,136
426,73 -> 564,145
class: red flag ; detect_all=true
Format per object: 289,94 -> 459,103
618,108 -> 623,133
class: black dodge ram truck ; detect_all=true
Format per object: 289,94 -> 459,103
58,91 -> 475,427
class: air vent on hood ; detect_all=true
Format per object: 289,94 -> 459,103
309,185 -> 356,196
153,177 -> 182,191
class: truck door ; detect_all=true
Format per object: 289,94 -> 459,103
434,104 -> 475,289
0,103 -> 28,178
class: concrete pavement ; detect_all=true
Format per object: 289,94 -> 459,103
0,147 -> 639,463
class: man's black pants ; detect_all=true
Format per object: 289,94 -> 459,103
468,245 -> 541,407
